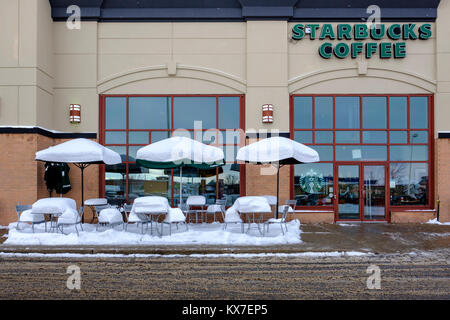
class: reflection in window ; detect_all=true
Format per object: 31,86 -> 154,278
363,97 -> 387,129
173,97 -> 216,129
129,97 -> 170,129
335,97 -> 360,129
105,97 -> 126,129
315,97 -> 333,128
219,97 -> 240,128
128,167 -> 171,203
410,97 -> 428,129
389,97 -> 407,128
219,164 -> 240,206
390,163 -> 428,206
294,163 -> 334,206
173,167 -> 217,206
105,164 -> 126,203
294,97 -> 312,128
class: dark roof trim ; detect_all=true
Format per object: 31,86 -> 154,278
49,0 -> 440,22
0,127 -> 97,139
245,132 -> 290,139
438,132 -> 450,139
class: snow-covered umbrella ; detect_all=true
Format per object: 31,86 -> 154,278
236,136 -> 320,218
136,136 -> 224,204
35,138 -> 122,221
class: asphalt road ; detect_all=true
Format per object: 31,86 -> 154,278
0,250 -> 448,300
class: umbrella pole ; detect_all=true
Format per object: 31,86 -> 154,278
180,167 -> 183,205
276,164 -> 280,219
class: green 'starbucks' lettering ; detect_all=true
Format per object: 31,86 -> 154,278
334,43 -> 350,59
380,42 -> 392,58
290,23 -> 431,59
292,24 -> 304,40
354,24 -> 369,40
370,24 -> 385,40
351,42 -> 364,58
402,24 -> 417,40
319,42 -> 332,59
305,24 -> 320,39
320,24 -> 336,40
419,24 -> 432,40
366,42 -> 378,58
387,24 -> 401,40
337,24 -> 352,40
394,42 -> 406,58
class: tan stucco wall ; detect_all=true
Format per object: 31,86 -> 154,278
0,0 -> 54,128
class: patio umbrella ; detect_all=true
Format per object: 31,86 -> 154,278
35,138 -> 122,222
236,136 -> 320,218
136,136 -> 224,204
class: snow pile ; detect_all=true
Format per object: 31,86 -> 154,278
426,218 -> 450,225
3,220 -> 302,246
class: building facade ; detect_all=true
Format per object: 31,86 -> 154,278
0,0 -> 449,225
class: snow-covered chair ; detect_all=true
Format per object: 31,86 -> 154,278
263,204 -> 290,236
84,198 -> 109,223
16,203 -> 47,233
186,195 -> 207,223
278,200 -> 297,221
223,207 -> 244,232
56,207 -> 84,235
160,208 -> 188,236
97,207 -> 125,231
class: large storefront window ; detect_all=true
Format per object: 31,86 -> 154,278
101,95 -> 244,206
292,95 -> 432,210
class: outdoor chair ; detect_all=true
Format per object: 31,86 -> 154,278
56,206 -> 84,236
278,199 -> 297,221
263,204 -> 289,236
88,203 -> 111,223
205,199 -> 226,223
96,207 -> 125,231
160,208 -> 188,236
223,207 -> 244,233
16,203 -> 47,233
186,195 -> 207,224
123,204 -> 133,229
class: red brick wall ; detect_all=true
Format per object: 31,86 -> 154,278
0,134 -> 100,226
436,138 -> 450,222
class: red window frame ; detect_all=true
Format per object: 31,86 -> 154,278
99,94 -> 246,205
289,94 -> 434,216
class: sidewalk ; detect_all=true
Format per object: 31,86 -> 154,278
1,223 -> 449,256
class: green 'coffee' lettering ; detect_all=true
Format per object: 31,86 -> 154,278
320,24 -> 336,40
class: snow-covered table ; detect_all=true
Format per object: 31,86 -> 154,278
31,198 -> 77,232
130,196 -> 171,235
228,196 -> 272,235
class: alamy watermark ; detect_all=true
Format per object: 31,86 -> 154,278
366,264 -> 381,290
66,5 -> 81,30
66,265 -> 81,290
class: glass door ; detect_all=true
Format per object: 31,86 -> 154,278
363,165 -> 386,220
336,164 -> 387,221
337,165 -> 360,220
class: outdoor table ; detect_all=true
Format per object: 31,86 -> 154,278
31,198 -> 77,233
239,211 -> 270,235
131,196 -> 170,236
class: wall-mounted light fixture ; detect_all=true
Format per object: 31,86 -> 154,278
262,104 -> 274,123
69,104 -> 81,123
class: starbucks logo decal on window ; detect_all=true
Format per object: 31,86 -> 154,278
300,169 -> 324,194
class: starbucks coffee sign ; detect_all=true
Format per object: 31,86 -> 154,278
291,23 -> 432,59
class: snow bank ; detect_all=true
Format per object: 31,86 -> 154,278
4,220 -> 302,246
426,218 -> 450,225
